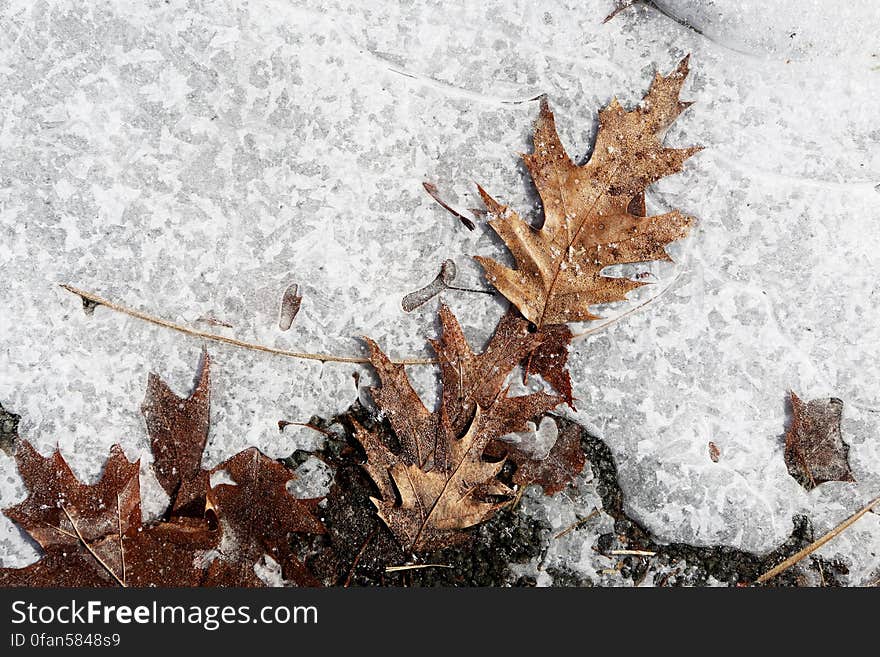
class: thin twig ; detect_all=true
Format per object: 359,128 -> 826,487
553,508 -> 600,539
61,505 -> 126,587
385,563 -> 453,573
756,495 -> 880,585
60,284 -> 435,366
609,549 -> 656,557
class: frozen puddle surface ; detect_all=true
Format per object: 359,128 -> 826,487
1,1 -> 878,582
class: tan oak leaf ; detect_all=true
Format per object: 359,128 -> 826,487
475,56 -> 700,327
356,307 -> 561,552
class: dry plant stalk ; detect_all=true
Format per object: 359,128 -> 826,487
60,284 -> 434,366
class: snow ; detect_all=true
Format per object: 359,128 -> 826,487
1,0 -> 879,584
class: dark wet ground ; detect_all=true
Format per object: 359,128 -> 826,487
289,405 -> 844,587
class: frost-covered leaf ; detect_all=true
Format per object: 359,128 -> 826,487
0,441 -> 217,587
430,305 -> 544,437
1,353 -> 325,588
141,351 -> 211,517
474,57 -> 699,327
507,419 -> 586,495
784,393 -> 855,490
205,448 -> 326,587
357,307 -> 561,552
527,323 -> 574,406
486,416 -> 586,495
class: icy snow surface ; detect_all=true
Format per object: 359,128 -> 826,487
1,0 -> 879,583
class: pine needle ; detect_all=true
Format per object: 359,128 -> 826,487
553,508 -> 600,539
385,563 -> 453,573
756,495 -> 880,584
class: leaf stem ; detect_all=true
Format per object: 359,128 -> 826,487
59,284 -> 435,366
446,285 -> 495,296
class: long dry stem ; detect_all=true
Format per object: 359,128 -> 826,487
385,563 -> 453,573
60,284 -> 435,366
756,495 -> 880,584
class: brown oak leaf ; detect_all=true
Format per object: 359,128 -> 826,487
0,441 -> 217,587
527,323 -> 574,407
490,417 -> 587,496
205,448 -> 326,587
356,307 -> 562,552
430,305 -> 546,437
784,392 -> 855,491
141,351 -> 211,517
474,56 -> 700,327
2,353 -> 326,588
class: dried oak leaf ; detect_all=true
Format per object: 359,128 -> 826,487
474,56 -> 700,327
434,303 -> 574,418
784,392 -> 855,491
527,323 -> 574,406
430,305 -> 548,437
205,447 -> 326,587
357,306 -> 561,552
141,352 -> 211,517
1,354 -> 326,588
0,442 -> 216,587
488,417 -> 586,496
